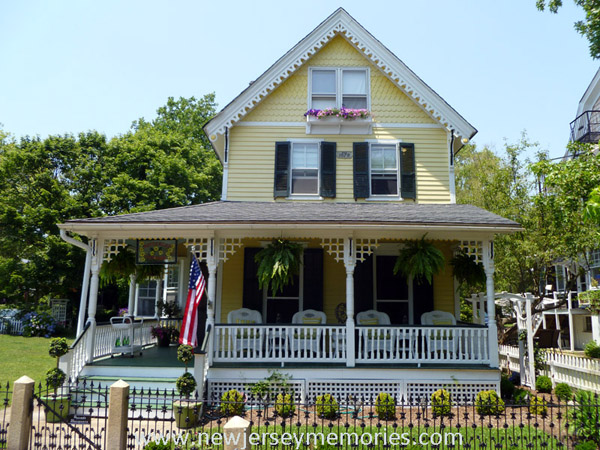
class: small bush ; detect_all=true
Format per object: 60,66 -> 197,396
45,367 -> 66,391
575,441 -> 598,450
316,394 -> 339,419
568,390 -> 600,446
22,312 -> 57,337
431,389 -> 452,416
177,345 -> 194,366
375,392 -> 396,420
555,383 -> 572,402
536,375 -> 552,393
475,390 -> 505,415
275,393 -> 295,418
49,338 -> 69,359
584,341 -> 600,359
513,388 -> 528,404
143,440 -> 172,450
500,374 -> 515,399
175,372 -> 197,398
220,389 -> 245,416
529,395 -> 547,415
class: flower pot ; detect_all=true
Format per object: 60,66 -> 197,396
41,395 -> 71,423
173,400 -> 200,428
158,335 -> 171,347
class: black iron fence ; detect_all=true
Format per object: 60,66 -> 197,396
4,380 -> 600,449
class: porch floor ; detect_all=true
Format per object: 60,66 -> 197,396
90,345 -> 185,368
211,362 -> 497,370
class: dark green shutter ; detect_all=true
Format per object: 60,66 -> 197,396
400,143 -> 416,200
353,254 -> 374,314
274,141 -> 290,198
353,142 -> 369,199
302,248 -> 323,311
413,279 -> 434,324
242,248 -> 262,312
320,142 -> 336,198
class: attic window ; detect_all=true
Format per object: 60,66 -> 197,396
310,68 -> 369,110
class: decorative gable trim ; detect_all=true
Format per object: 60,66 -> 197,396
204,8 -> 476,150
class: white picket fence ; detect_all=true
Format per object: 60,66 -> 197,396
0,318 -> 24,335
499,345 -> 600,393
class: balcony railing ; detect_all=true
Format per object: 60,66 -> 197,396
570,110 -> 600,143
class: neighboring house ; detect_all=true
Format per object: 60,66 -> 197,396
58,8 -> 520,400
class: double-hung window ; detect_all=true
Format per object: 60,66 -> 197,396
291,143 -> 319,195
370,144 -> 399,196
310,68 -> 369,110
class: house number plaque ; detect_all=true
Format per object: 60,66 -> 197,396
337,151 -> 352,159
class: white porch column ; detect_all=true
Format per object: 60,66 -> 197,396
76,249 -> 92,336
154,279 -> 162,318
525,293 -> 536,387
482,240 -> 499,368
85,239 -> 102,364
567,291 -> 575,351
206,237 -> 219,365
344,237 -> 356,368
592,314 -> 600,343
127,274 -> 136,317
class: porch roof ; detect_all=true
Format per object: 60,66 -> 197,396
60,201 -> 521,232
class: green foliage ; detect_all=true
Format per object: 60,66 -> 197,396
555,383 -> 573,402
529,395 -> 548,415
45,367 -> 66,391
143,440 -> 172,450
220,389 -> 245,416
537,0 -> 600,59
568,390 -> 600,445
513,388 -> 528,404
49,338 -> 69,359
177,345 -> 194,369
316,394 -> 339,419
99,247 -> 165,288
451,250 -> 486,288
156,299 -> 181,318
575,440 -> 598,450
584,340 -> 600,358
536,375 -> 553,393
584,186 -> 600,223
175,372 -> 196,398
431,389 -> 452,416
393,234 -> 445,284
374,392 -> 396,420
475,390 -> 505,415
275,393 -> 295,418
248,370 -> 292,398
579,289 -> 600,312
255,240 -> 303,295
500,374 -> 515,399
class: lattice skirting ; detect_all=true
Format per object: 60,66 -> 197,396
207,378 -> 499,403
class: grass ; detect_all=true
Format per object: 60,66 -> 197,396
0,334 -> 73,386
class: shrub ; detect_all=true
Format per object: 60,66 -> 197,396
568,390 -> 600,445
555,383 -> 573,402
513,388 -> 528,404
536,375 -> 552,393
431,389 -> 452,416
375,392 -> 396,420
143,440 -> 172,450
500,374 -> 515,399
275,393 -> 295,418
177,345 -> 194,367
22,312 -> 57,337
175,372 -> 197,398
220,389 -> 245,416
575,441 -> 598,450
584,341 -> 600,359
49,338 -> 69,359
45,367 -> 66,391
316,394 -> 339,420
475,390 -> 505,415
529,395 -> 547,415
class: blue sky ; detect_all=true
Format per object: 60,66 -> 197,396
0,1 -> 597,159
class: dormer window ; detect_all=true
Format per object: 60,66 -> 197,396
310,68 -> 369,110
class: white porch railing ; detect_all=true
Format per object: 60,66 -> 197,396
212,324 -> 489,365
93,320 -> 157,359
60,322 -> 92,382
356,326 -> 489,364
498,344 -> 521,373
213,324 -> 347,363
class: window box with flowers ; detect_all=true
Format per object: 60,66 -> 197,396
305,108 -> 373,135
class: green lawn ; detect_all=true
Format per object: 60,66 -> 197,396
0,335 -> 73,386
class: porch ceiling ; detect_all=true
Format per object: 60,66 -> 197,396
60,201 -> 520,233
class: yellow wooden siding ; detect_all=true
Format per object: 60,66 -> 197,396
227,126 -> 449,203
219,240 -> 456,322
242,35 -> 434,124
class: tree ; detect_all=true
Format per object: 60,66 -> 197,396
536,0 -> 600,58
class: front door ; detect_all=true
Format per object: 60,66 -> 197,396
374,255 -> 412,324
264,275 -> 300,323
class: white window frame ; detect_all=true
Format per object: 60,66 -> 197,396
287,139 -> 322,198
367,140 -> 402,200
308,67 -> 370,110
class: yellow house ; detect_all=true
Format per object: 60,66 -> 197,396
59,8 -> 520,401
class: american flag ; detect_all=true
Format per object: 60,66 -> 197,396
179,255 -> 206,347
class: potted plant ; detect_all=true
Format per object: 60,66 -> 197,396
43,337 -> 70,422
450,249 -> 486,288
173,345 -> 199,428
393,234 -> 445,284
151,325 -> 179,347
255,239 -> 303,294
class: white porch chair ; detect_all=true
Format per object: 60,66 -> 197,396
356,310 -> 394,356
421,311 -> 458,357
290,309 -> 327,354
227,308 -> 263,356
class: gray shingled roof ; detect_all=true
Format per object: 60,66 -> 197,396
63,201 -> 520,229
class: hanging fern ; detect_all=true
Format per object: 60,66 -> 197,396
450,250 -> 486,288
255,239 -> 303,295
99,246 -> 164,287
393,234 -> 445,284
